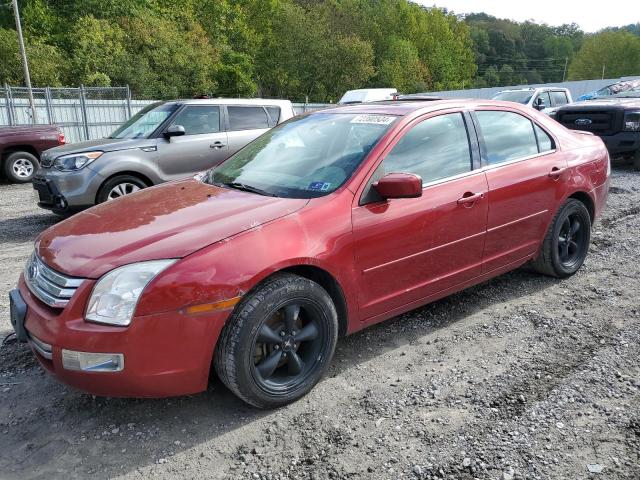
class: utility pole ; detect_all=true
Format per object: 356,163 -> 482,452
11,0 -> 38,124
562,57 -> 568,82
602,64 -> 606,80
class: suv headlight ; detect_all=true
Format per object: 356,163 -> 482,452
53,151 -> 103,171
623,111 -> 640,131
85,260 -> 177,326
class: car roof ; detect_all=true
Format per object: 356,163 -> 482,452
498,87 -> 568,93
165,98 -> 292,106
315,99 -> 522,116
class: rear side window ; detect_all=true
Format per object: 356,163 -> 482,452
551,91 -> 569,106
534,124 -> 554,152
228,106 -> 270,131
476,111 -> 538,164
383,113 -> 472,183
265,106 -> 281,127
170,105 -> 220,135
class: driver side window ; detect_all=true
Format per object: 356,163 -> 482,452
170,105 -> 221,135
383,113 -> 472,184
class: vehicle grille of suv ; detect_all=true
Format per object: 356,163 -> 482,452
24,252 -> 85,308
557,110 -> 617,135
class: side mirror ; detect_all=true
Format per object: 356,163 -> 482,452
534,97 -> 546,110
372,173 -> 422,199
164,124 -> 186,139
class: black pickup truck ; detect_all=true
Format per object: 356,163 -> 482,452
0,125 -> 65,183
555,94 -> 640,170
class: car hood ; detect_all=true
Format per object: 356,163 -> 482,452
36,179 -> 309,278
43,137 -> 153,157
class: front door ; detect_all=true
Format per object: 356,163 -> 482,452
156,104 -> 228,180
473,109 -> 567,272
352,112 -> 488,321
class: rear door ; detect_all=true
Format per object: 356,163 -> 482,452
156,104 -> 228,180
352,111 -> 488,321
225,105 -> 273,156
473,108 -> 567,273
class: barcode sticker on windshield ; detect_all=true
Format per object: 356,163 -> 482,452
350,115 -> 396,125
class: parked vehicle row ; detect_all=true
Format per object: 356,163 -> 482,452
30,98 -> 295,213
0,125 -> 65,183
10,98 -> 610,408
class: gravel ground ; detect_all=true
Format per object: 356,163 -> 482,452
0,167 -> 639,480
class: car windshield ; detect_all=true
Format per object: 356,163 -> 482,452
492,91 -> 534,104
205,113 -> 397,198
109,102 -> 178,139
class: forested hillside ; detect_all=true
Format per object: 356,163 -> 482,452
0,1 -> 638,100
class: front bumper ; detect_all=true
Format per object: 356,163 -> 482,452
599,131 -> 640,155
32,166 -> 105,213
12,276 -> 229,398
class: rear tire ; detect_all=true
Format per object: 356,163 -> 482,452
633,150 -> 640,172
531,199 -> 591,278
96,175 -> 148,203
4,151 -> 38,183
215,273 -> 338,409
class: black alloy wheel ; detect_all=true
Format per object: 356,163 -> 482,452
251,303 -> 325,392
531,198 -> 591,278
557,213 -> 588,270
215,273 -> 338,408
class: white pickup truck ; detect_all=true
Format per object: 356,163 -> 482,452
492,87 -> 572,116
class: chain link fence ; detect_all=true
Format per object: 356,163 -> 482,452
0,85 -> 332,144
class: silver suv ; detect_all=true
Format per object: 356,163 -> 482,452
33,98 -> 295,214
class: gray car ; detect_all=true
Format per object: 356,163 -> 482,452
33,98 -> 295,214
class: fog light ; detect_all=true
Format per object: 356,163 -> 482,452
62,349 -> 124,372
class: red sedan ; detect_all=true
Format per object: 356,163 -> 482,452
9,100 -> 610,408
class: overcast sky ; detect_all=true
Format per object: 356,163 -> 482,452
418,1 -> 639,32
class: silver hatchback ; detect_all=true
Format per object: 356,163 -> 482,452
33,98 -> 295,214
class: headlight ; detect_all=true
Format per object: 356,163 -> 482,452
623,111 -> 640,131
85,260 -> 177,326
53,151 -> 103,171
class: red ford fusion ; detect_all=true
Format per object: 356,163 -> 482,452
9,100 -> 609,408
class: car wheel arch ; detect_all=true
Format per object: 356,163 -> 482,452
567,191 -> 595,223
233,262 -> 351,338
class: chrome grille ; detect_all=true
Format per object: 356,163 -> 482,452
28,332 -> 53,360
24,252 -> 85,308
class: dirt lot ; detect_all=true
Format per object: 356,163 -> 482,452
0,167 -> 639,480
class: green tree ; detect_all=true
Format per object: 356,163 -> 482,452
569,30 -> 640,80
377,37 -> 430,92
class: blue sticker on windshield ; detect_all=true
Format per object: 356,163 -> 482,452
309,182 -> 331,191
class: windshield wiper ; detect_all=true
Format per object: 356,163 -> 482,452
221,182 -> 277,197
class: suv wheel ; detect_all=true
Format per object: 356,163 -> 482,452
531,199 -> 591,278
215,273 -> 338,408
97,175 -> 148,203
4,151 -> 38,183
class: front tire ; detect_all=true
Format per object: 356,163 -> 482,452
532,199 -> 591,278
96,175 -> 147,203
215,273 -> 338,409
4,151 -> 38,183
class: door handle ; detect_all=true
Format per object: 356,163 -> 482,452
548,166 -> 566,179
210,142 -> 226,149
457,192 -> 484,206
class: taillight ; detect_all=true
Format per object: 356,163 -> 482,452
58,132 -> 66,145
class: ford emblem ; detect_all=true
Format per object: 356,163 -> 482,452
574,118 -> 592,126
